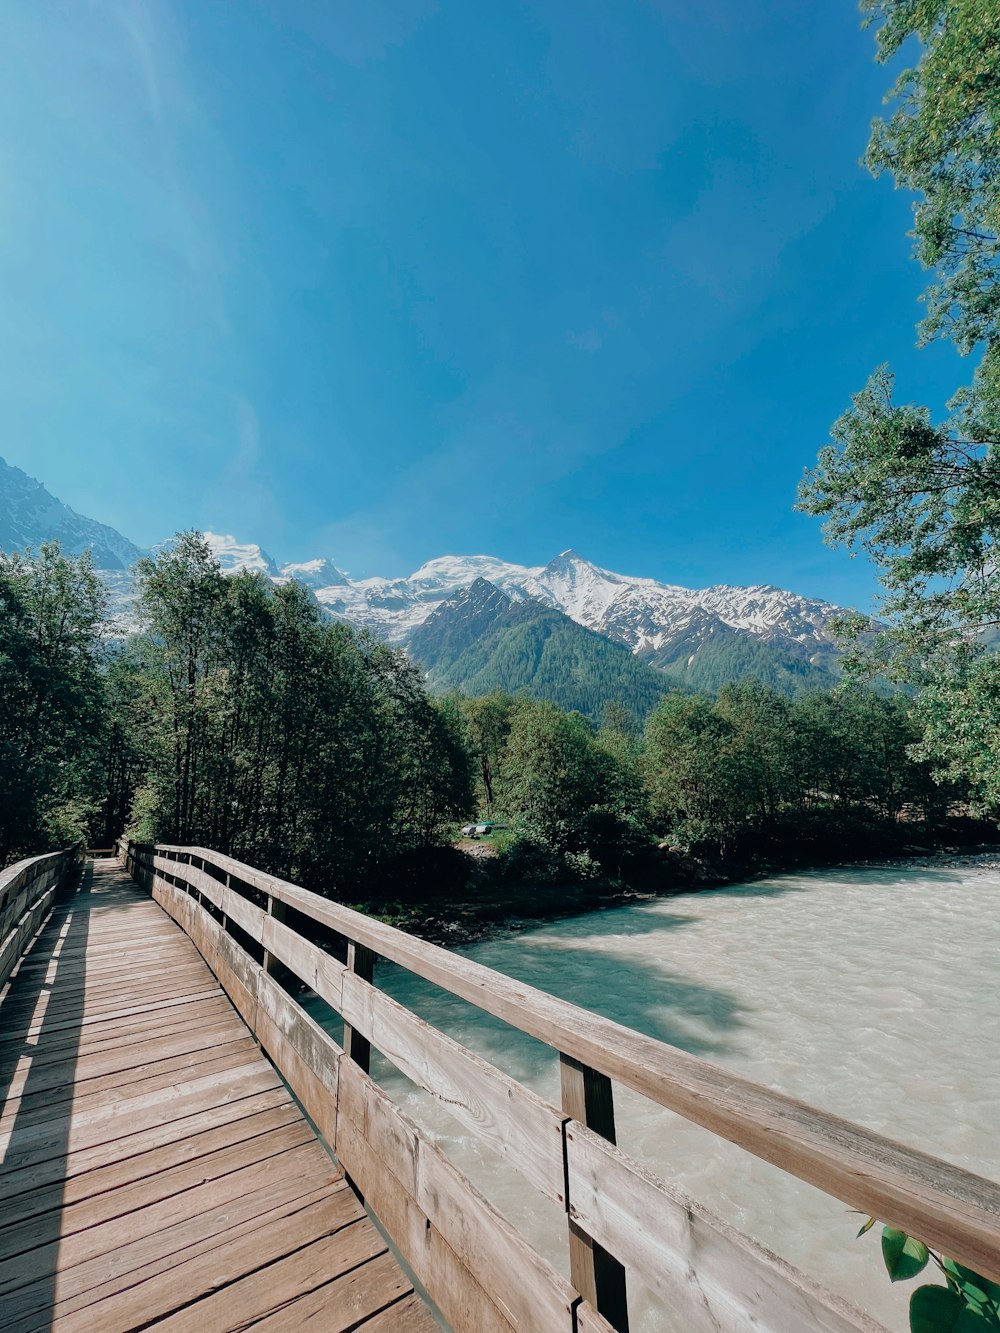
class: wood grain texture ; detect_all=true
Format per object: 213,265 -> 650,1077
0,845 -> 80,990
341,966 -> 567,1204
560,1056 -> 629,1333
116,841 -> 1000,1331
337,1058 -> 580,1333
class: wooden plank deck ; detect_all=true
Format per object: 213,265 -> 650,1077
0,860 -> 438,1333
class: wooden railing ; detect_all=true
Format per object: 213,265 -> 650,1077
117,840 -> 1000,1333
0,844 -> 82,991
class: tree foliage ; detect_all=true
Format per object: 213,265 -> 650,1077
0,544 -> 107,860
76,533 -> 473,896
798,0 -> 1000,808
0,540 -> 977,902
642,683 -> 942,857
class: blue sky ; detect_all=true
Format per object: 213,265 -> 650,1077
0,1 -> 968,606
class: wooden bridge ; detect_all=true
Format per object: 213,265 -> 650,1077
1,845 -> 998,1332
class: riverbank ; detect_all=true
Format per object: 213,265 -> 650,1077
353,819 -> 1000,947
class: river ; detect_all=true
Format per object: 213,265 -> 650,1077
311,857 -> 1000,1331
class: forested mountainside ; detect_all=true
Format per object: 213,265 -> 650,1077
648,618 -> 838,694
3,538 -> 974,910
409,578 -> 671,719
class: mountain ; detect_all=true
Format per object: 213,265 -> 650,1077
304,549 -> 843,692
0,455 -> 143,570
0,455 -> 850,695
277,558 -> 350,589
409,578 -> 674,720
203,532 -> 280,577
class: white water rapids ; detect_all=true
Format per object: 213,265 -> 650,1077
311,858 -> 1000,1331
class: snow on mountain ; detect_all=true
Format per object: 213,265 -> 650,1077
515,552 -> 842,666
296,548 -> 846,667
311,554 -> 541,641
278,558 -> 349,589
203,532 -> 280,578
0,451 -> 847,672
0,455 -> 143,571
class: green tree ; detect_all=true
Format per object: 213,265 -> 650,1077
643,692 -> 747,855
715,682 -> 796,823
134,532 -> 228,841
460,691 -> 516,815
497,701 -> 604,853
120,533 -> 475,897
0,543 -> 107,861
797,0 -> 1000,807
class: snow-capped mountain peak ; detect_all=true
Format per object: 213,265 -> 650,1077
203,532 -> 280,578
293,548 -> 847,676
0,453 -> 850,687
278,557 -> 349,589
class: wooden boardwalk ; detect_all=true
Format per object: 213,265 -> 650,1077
0,860 -> 437,1333
4,843 -> 998,1333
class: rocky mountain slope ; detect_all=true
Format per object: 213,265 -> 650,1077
307,548 -> 842,691
0,456 -> 143,570
0,456 -> 848,695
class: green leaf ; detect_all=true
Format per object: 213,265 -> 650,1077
955,1308 -> 995,1331
883,1227 -> 931,1282
943,1260 -> 1000,1309
910,1285 -> 966,1332
857,1216 -> 877,1238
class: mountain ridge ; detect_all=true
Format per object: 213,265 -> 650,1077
0,456 -> 848,696
409,577 -> 674,719
0,455 -> 143,571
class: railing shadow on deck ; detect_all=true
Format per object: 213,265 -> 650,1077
0,850 -> 87,1333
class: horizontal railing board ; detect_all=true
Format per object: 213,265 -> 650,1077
151,855 -> 265,944
565,1121 -> 887,1333
148,851 -> 886,1331
0,847 -> 80,991
574,1302 -> 619,1333
335,1100 -> 515,1333
139,856 -> 577,1333
146,842 -> 1000,1285
337,1058 -> 580,1333
120,842 -> 996,1330
254,970 -> 343,1151
158,854 -> 569,1208
261,912 -> 347,1013
340,967 -> 568,1206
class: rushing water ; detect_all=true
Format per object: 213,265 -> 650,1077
311,859 -> 1000,1331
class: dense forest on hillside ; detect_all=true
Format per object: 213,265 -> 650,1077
409,577 -> 840,715
2,536 -> 989,918
651,624 -> 838,696
410,578 -> 672,720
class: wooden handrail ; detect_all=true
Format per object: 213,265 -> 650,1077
119,839 -> 1000,1331
0,845 -> 83,990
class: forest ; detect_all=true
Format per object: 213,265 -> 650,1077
1,532 -> 983,921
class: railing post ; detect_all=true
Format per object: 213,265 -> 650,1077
560,1053 -> 630,1332
219,863 -> 229,932
343,941 -> 375,1074
262,894 -> 286,976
